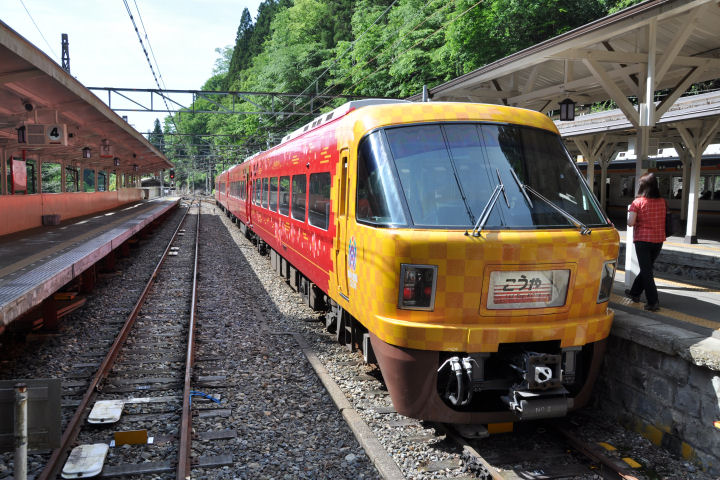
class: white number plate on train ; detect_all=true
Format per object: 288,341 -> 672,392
487,269 -> 570,309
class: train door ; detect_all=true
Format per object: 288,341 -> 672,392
245,171 -> 251,222
335,151 -> 350,300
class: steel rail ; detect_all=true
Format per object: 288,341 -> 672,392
443,425 -> 506,480
550,423 -> 641,480
177,200 -> 201,480
38,203 -> 191,480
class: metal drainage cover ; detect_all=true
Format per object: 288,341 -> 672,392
88,399 -> 124,424
61,443 -> 109,478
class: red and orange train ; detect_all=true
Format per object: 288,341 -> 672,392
216,100 -> 619,426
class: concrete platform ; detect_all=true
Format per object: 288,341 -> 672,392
0,198 -> 178,330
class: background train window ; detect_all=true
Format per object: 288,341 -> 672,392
270,177 -> 278,211
84,169 -> 95,192
657,175 -> 670,198
699,175 -> 719,200
279,176 -> 290,216
356,132 -> 407,226
308,172 -> 331,230
262,177 -> 269,208
672,177 -> 682,199
621,176 -> 635,197
98,171 -> 107,192
292,174 -> 307,221
41,162 -> 62,193
65,166 -> 80,192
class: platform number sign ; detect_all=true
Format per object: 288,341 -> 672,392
47,124 -> 63,144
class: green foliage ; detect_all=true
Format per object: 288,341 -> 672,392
161,0 -> 630,188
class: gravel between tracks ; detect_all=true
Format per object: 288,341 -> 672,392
0,199 -> 712,480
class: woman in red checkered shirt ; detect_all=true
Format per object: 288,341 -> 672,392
625,173 -> 666,311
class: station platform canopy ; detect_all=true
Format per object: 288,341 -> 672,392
0,20 -> 171,175
414,0 -> 720,119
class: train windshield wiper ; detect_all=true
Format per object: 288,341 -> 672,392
469,170 -> 509,237
511,172 -> 591,235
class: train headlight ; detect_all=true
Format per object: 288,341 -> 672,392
398,264 -> 437,310
597,260 -> 616,303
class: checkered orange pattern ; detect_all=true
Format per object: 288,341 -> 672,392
327,102 -> 619,353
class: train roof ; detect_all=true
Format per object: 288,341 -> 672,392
280,99 -> 410,145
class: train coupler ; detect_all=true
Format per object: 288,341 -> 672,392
503,351 -> 569,420
503,388 -> 569,420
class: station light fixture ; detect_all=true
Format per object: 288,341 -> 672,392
82,147 -> 91,159
133,164 -> 139,172
113,157 -> 120,166
559,98 -> 576,121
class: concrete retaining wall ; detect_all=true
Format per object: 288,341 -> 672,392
596,311 -> 720,474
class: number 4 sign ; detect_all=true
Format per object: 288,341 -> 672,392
47,124 -> 63,144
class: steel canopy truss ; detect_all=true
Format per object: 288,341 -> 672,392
88,87 -> 391,116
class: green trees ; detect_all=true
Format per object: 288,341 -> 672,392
160,0 -> 640,185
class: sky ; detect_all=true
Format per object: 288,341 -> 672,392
1,0 -> 262,133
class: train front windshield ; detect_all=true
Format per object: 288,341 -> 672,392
356,123 -> 610,229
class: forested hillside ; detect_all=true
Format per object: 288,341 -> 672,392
155,0 -> 639,191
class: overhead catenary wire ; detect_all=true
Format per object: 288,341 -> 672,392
132,0 -> 169,92
246,0 -> 482,152
238,0 -> 405,151
122,0 -> 180,137
18,0 -> 59,60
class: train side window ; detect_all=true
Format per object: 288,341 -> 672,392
672,177 -> 682,199
270,177 -> 278,211
279,176 -> 290,216
700,175 -> 714,200
98,171 -> 107,192
308,172 -> 331,230
713,176 -> 720,200
657,175 -> 670,199
66,166 -> 80,192
262,177 -> 269,208
253,179 -> 260,205
41,162 -> 62,193
292,174 -> 307,222
84,168 -> 95,192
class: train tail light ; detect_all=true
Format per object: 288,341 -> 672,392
597,260 -> 616,303
398,264 -> 437,310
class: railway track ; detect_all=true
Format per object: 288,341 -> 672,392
443,419 -> 645,480
36,200 -> 223,480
